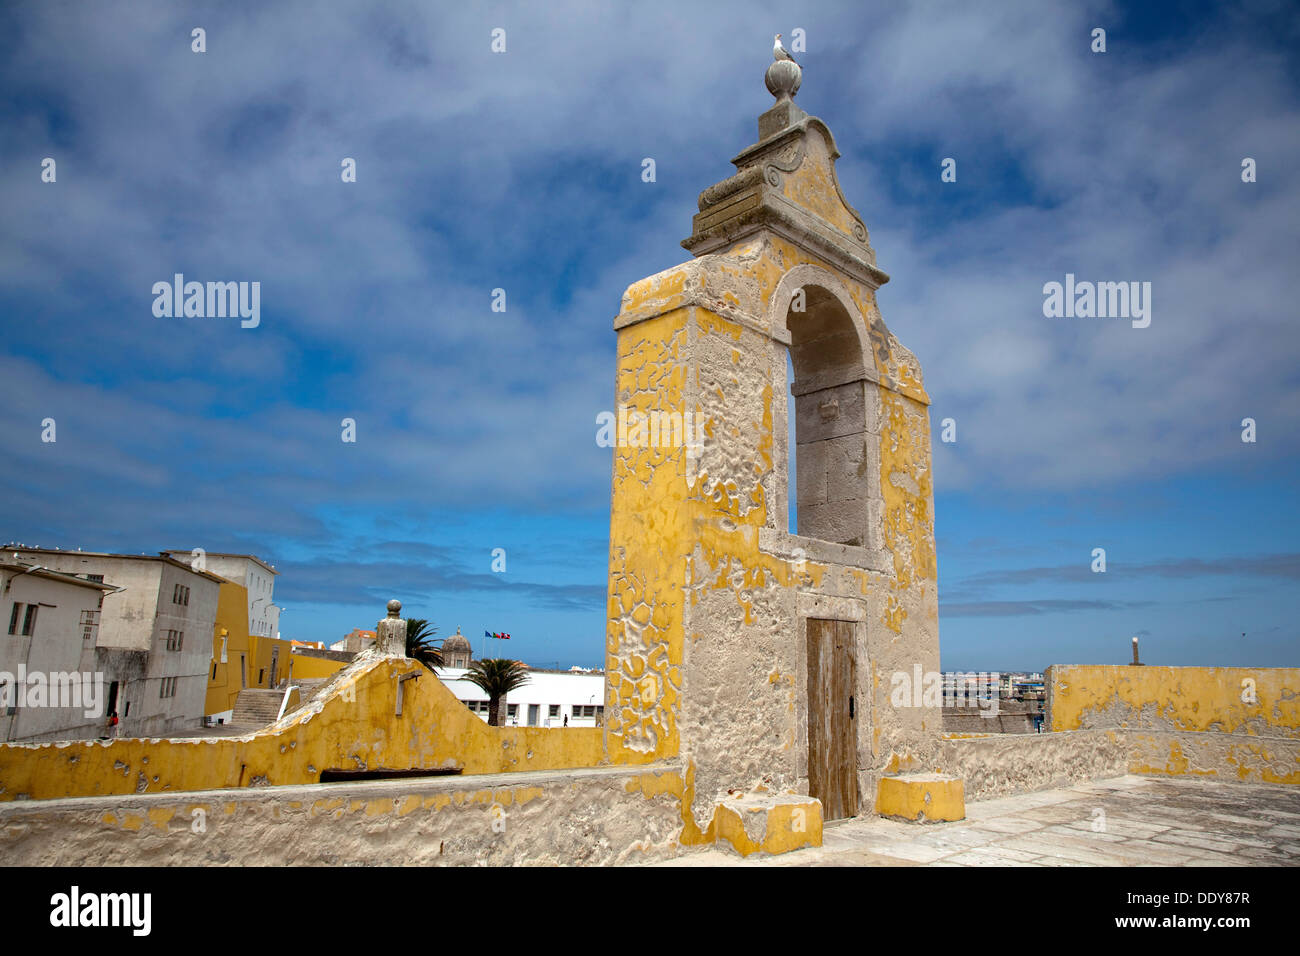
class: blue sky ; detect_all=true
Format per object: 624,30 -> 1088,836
2,1 -> 1297,671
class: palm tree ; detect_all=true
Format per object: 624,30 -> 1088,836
405,618 -> 444,671
462,659 -> 530,727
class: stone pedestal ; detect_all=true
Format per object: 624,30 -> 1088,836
375,600 -> 407,656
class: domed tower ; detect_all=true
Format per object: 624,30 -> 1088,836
443,627 -> 473,668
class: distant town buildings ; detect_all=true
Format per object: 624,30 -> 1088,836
3,544 -> 605,741
940,671 -> 1045,705
331,628 -> 376,653
939,670 -> 1047,734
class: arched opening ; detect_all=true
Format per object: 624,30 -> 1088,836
785,285 -> 874,548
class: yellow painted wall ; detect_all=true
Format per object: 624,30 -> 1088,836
286,652 -> 346,681
0,656 -> 605,802
605,307 -> 690,765
1048,665 -> 1300,737
205,581 -> 338,715
206,581 -> 253,715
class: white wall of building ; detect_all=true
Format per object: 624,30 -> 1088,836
165,552 -> 280,640
434,667 -> 605,728
0,567 -> 110,742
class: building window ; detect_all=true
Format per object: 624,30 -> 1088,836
257,668 -> 265,685
507,704 -> 518,717
211,663 -> 217,680
80,609 -> 99,642
165,629 -> 184,651
8,603 -> 20,635
548,704 -> 559,717
21,605 -> 38,636
86,574 -> 104,583
173,584 -> 190,606
159,677 -> 177,699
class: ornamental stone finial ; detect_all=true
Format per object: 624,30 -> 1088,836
765,59 -> 801,103
681,51 -> 883,286
376,599 -> 406,655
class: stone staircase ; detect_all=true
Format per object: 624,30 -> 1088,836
229,688 -> 287,729
294,678 -> 329,706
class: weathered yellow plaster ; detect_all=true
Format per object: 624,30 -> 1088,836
1049,665 -> 1300,736
875,774 -> 964,823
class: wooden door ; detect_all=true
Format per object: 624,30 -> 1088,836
806,618 -> 858,820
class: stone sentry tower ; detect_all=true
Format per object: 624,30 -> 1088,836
604,56 -> 940,823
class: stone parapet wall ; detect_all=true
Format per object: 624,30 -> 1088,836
0,762 -> 825,865
0,766 -> 689,866
938,730 -> 1130,801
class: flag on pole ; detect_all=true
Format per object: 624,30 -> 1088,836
488,631 -> 511,640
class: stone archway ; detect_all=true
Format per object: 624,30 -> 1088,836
769,266 -> 880,550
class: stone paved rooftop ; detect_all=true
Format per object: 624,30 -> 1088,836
649,776 -> 1300,867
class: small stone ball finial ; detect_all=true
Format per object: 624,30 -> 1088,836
765,59 -> 801,102
387,599 -> 402,617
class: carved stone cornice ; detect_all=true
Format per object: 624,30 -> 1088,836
682,107 -> 888,290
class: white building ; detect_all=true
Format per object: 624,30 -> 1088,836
435,666 -> 605,728
1,563 -> 114,742
941,671 -> 1001,706
162,551 -> 279,639
5,547 -> 224,737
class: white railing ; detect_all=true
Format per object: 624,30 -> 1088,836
276,685 -> 299,722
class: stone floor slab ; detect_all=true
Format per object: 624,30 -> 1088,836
639,776 -> 1300,867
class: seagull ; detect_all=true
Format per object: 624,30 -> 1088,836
773,34 -> 799,67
